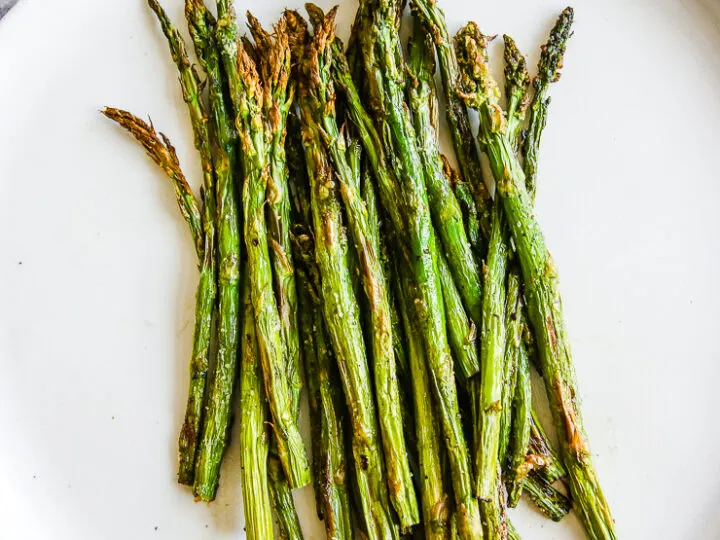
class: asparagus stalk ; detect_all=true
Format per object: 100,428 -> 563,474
442,156 -> 483,265
146,0 -> 220,488
246,14 -> 303,416
529,410 -> 566,484
524,8 -> 574,199
288,111 -> 354,539
292,20 -> 397,536
455,19 -> 616,540
302,7 -> 419,528
407,20 -> 483,331
498,271 -> 522,469
298,104 -> 399,540
235,15 -> 310,489
162,0 -> 241,500
396,263 -> 451,540
410,0 -> 491,237
101,113 -> 216,485
100,109 -> 204,264
239,277 -> 274,540
507,336 -> 532,508
357,3 -> 482,536
268,454 -> 305,540
503,35 -> 531,149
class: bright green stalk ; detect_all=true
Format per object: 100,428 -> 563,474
302,8 -> 418,528
294,22 -> 397,533
358,2 -> 481,536
247,14 -> 303,416
475,199 -> 510,540
523,8 -> 574,199
407,18 -> 483,335
410,0 -> 491,237
236,17 -> 310,489
239,278 -> 274,540
396,263 -> 450,540
455,19 -> 616,540
146,0 -> 220,488
288,112 -> 354,539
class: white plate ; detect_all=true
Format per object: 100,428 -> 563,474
2,0 -> 720,538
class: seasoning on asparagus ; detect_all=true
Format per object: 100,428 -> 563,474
235,14 -> 310,489
239,278 -> 274,540
456,17 -> 616,540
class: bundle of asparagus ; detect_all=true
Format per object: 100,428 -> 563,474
103,0 -> 615,538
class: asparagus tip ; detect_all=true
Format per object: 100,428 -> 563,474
537,6 -> 575,85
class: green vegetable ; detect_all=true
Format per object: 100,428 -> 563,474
410,0 -> 492,238
407,20 -> 483,333
247,13 -> 303,416
239,278 -> 274,540
456,18 -> 616,540
292,14 -> 397,534
523,8 -> 574,199
300,8 -> 418,527
235,15 -> 310,489
288,111 -> 355,539
356,2 -> 482,535
100,112 -> 214,487
146,0 -> 221,488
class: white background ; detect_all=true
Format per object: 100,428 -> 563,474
1,0 -> 720,538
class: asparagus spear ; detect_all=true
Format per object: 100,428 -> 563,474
410,0 -> 491,237
528,410 -> 566,484
357,3 -> 482,536
101,112 -> 217,486
407,19 -> 483,331
298,100 -> 398,540
503,35 -> 531,149
455,19 -> 616,540
235,15 -> 310,489
239,277 -> 274,540
288,111 -> 354,539
268,454 -> 305,540
498,271 -> 522,471
442,156 -> 483,266
301,7 -> 419,529
160,0 -> 241,500
246,13 -> 303,417
523,7 -> 574,199
145,0 -> 220,488
396,263 -> 451,540
290,18 -> 397,536
507,336 -> 532,509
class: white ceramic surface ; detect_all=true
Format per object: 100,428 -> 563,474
1,0 -> 720,538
